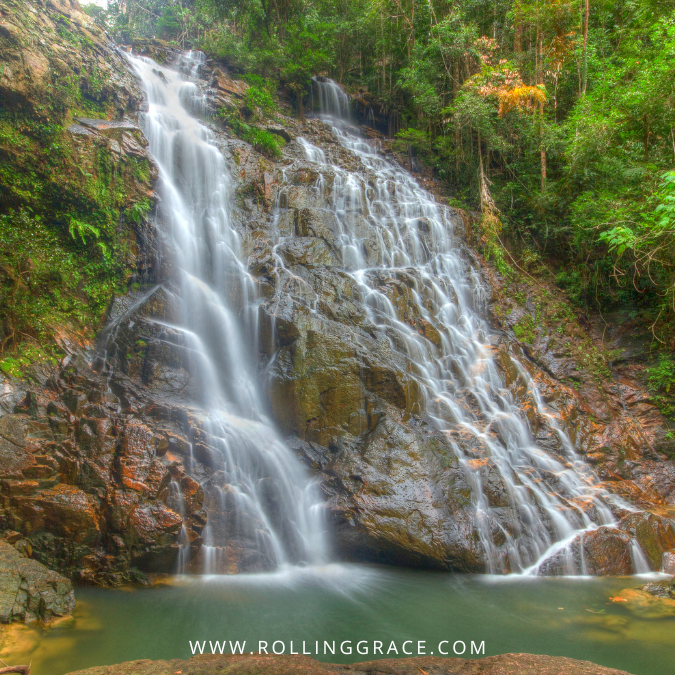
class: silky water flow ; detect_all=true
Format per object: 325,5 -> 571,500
123,53 -> 657,577
287,76 -> 656,576
126,51 -> 327,574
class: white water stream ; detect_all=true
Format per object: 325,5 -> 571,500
123,51 -> 654,576
295,77 -> 650,575
127,52 -> 326,573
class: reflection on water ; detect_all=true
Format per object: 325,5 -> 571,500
2,566 -> 673,675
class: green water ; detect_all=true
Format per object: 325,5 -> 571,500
3,565 -> 674,675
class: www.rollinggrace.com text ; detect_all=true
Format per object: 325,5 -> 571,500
189,639 -> 485,657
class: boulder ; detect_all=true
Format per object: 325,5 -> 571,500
128,502 -> 183,571
538,527 -> 634,576
211,69 -> 248,98
62,653 -> 633,675
0,541 -> 75,623
637,577 -> 675,599
618,512 -> 675,570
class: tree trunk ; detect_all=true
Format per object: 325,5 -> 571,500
540,144 -> 547,190
582,0 -> 590,94
537,34 -> 547,190
514,21 -> 523,53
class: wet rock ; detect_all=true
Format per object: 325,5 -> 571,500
116,421 -> 159,492
0,415 -> 34,478
266,124 -> 293,142
30,484 -> 101,545
618,512 -> 675,570
0,358 -> 212,582
211,68 -> 248,98
128,38 -> 177,63
315,414 -> 482,571
538,527 -> 634,576
663,550 -> 675,574
0,541 -> 75,623
582,528 -> 635,575
277,237 -> 337,267
62,653 -> 634,675
128,502 -> 182,571
637,577 -> 675,599
0,0 -> 144,122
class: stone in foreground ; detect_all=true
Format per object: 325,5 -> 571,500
64,652 -> 632,675
0,541 -> 75,623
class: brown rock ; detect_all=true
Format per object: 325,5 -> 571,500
581,527 -> 634,574
0,415 -> 34,478
117,421 -> 157,491
0,541 -> 75,624
211,69 -> 248,98
128,502 -> 182,571
618,511 -> 675,570
62,653 -> 633,675
32,484 -> 101,545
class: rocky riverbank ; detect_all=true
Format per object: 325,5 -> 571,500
62,653 -> 634,675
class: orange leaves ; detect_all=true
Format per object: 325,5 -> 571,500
497,85 -> 547,116
466,36 -> 547,118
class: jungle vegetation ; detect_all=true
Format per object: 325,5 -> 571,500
85,0 -> 675,341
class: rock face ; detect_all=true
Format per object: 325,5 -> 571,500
0,540 -> 75,623
212,110 -> 675,574
0,0 -> 141,120
63,653 -> 633,675
0,0 -> 158,367
0,356 -> 211,583
0,0 -> 154,212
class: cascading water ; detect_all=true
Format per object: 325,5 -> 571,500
298,78 -> 650,575
311,76 -> 351,120
126,51 -> 326,573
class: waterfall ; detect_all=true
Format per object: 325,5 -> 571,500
302,78 -> 649,575
312,76 -> 351,120
127,51 -> 326,573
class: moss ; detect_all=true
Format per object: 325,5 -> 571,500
512,315 -> 536,344
218,109 -> 286,158
0,109 -> 154,374
497,268 -> 613,385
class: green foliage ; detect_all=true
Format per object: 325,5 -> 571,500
128,199 -> 153,224
221,112 -> 285,157
243,84 -> 278,119
513,314 -> 536,343
646,356 -> 675,395
69,218 -> 101,244
0,210 -> 125,375
0,107 -> 153,371
645,355 -> 675,418
68,0 -> 675,332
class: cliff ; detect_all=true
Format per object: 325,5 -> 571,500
0,0 -> 674,599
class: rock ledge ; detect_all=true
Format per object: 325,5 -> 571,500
64,652 -> 632,675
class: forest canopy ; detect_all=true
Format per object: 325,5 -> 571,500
85,0 -> 675,335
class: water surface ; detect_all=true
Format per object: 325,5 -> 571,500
3,565 -> 673,674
